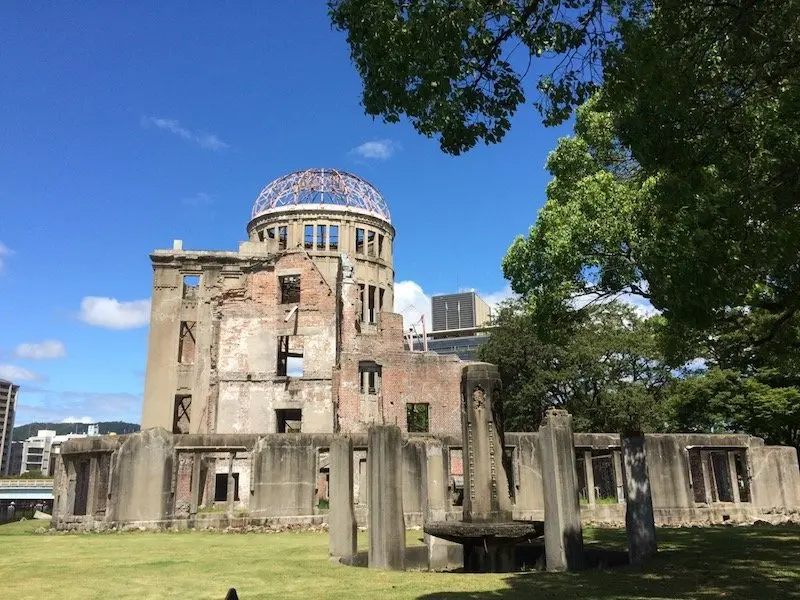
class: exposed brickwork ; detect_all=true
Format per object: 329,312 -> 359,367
143,242 -> 467,437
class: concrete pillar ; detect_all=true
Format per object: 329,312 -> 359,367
613,449 -> 625,503
584,450 -> 596,506
367,425 -> 405,570
538,409 -> 584,572
190,452 -> 202,525
329,436 -> 357,560
621,434 -> 657,565
425,440 -> 462,571
460,363 -> 512,523
226,453 -> 236,519
460,363 -> 514,572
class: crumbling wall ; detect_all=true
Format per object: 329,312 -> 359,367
215,252 -> 338,434
751,445 -> 800,510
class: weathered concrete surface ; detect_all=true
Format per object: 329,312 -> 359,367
108,428 -> 175,525
251,436 -> 316,517
461,363 -> 512,523
329,436 -> 357,559
402,441 -> 428,523
751,445 -> 800,509
368,425 -> 405,570
425,439 -> 462,570
538,410 -> 584,571
622,434 -> 657,564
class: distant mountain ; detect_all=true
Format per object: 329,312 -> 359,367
12,421 -> 141,441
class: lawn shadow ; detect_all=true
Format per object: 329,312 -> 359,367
415,526 -> 800,600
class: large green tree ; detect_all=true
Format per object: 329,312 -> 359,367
331,0 -> 800,339
477,299 -> 672,433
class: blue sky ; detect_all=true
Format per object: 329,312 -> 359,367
0,3 -> 574,426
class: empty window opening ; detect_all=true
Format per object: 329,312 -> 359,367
317,225 -> 327,250
591,450 -> 618,502
276,408 -> 302,433
329,225 -> 339,250
267,228 -> 276,240
173,395 -> 191,434
358,284 -> 365,322
368,285 -> 377,323
355,228 -> 365,253
733,451 -> 751,502
576,452 -> 589,503
710,450 -> 734,503
178,321 -> 196,364
378,234 -> 384,258
379,287 -> 385,313
406,403 -> 429,433
279,275 -> 301,304
214,473 -> 240,502
277,336 -> 304,377
258,230 -> 265,242
182,275 -> 200,300
689,448 -> 707,503
367,230 -> 376,256
359,361 -> 382,395
304,224 -> 314,249
278,226 -> 288,250
73,459 -> 91,516
504,447 -> 516,504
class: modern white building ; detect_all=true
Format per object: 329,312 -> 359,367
21,429 -> 94,476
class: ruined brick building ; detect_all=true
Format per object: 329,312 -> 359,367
141,168 -> 463,438
52,167 -> 800,532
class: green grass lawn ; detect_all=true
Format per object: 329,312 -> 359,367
1,520 -> 798,600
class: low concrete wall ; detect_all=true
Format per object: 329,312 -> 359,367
51,429 -> 800,531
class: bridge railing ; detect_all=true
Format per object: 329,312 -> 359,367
0,479 -> 53,488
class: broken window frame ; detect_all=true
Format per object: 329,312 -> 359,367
358,360 -> 382,395
182,274 -> 200,300
277,335 -> 304,377
329,225 -> 339,250
267,228 -> 276,240
317,224 -> 327,250
173,394 -> 192,434
688,446 -> 751,505
177,321 -> 196,364
304,224 -> 314,249
279,274 -> 301,304
406,403 -> 430,433
276,408 -> 302,433
355,228 -> 365,254
278,226 -> 288,250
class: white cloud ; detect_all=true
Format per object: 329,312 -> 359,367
14,340 -> 66,360
0,241 -> 13,271
394,280 -> 432,331
79,297 -> 151,330
182,192 -> 214,206
140,117 -> 229,151
351,139 -> 398,160
62,416 -> 95,424
571,291 -> 660,318
394,281 -> 513,331
0,364 -> 45,381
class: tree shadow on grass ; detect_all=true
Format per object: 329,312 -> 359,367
417,526 -> 800,600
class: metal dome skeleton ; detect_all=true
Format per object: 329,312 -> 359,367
251,168 -> 391,222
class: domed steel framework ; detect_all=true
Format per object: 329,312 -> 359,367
251,168 -> 391,222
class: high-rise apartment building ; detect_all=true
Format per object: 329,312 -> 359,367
0,378 -> 19,476
431,291 -> 492,332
